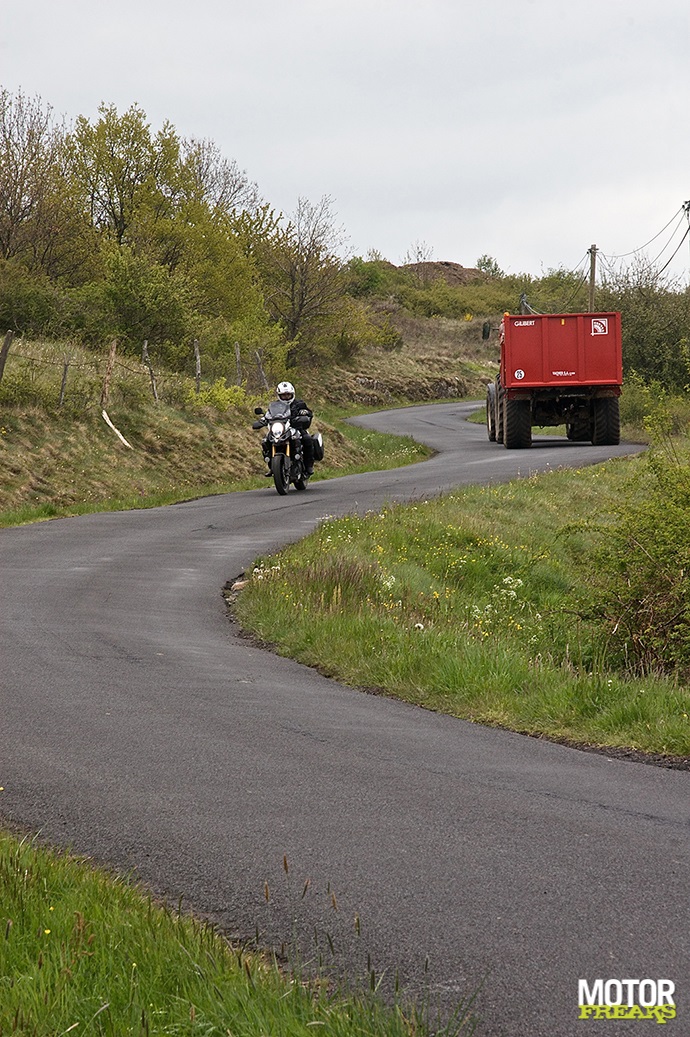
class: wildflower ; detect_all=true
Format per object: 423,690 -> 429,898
414,622 -> 424,631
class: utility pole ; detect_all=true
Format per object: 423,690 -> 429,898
588,244 -> 597,312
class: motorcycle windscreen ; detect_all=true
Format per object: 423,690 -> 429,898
265,401 -> 291,421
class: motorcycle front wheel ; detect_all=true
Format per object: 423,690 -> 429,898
271,453 -> 290,495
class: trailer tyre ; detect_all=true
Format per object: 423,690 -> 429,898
591,397 -> 620,446
503,398 -> 532,449
567,414 -> 591,441
486,384 -> 497,441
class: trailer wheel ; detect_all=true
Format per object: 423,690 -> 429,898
496,385 -> 504,443
567,414 -> 591,441
486,384 -> 497,441
503,398 -> 532,449
591,397 -> 620,446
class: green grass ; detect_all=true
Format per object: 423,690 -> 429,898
234,452 -> 690,758
0,832 -> 478,1036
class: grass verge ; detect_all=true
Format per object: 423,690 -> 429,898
233,450 -> 690,760
0,831 -> 477,1036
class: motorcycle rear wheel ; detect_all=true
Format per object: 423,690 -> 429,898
271,453 -> 290,495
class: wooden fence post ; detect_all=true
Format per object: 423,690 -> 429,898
58,360 -> 70,407
100,339 -> 118,408
194,339 -> 201,393
142,340 -> 159,402
0,330 -> 14,384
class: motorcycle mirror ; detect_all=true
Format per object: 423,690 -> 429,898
254,407 -> 264,415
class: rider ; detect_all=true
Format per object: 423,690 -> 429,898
274,380 -> 315,475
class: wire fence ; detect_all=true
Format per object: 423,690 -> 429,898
0,332 -> 272,415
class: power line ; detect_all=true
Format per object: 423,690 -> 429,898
655,224 -> 690,278
563,252 -> 589,279
601,207 -> 684,261
560,269 -> 589,311
647,211 -> 688,267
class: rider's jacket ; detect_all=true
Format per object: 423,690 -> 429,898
290,398 -> 313,427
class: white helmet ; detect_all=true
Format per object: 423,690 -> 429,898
276,381 -> 295,403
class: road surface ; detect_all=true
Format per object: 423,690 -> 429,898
1,402 -> 685,1035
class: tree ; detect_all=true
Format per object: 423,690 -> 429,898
67,103 -> 181,247
402,240 -> 435,286
0,89 -> 59,261
476,254 -> 504,278
402,240 -> 434,266
180,138 -> 261,218
257,195 -> 348,360
597,259 -> 690,391
0,88 -> 96,282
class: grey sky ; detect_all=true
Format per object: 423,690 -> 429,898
2,0 -> 689,280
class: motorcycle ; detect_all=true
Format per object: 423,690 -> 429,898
252,400 -> 323,495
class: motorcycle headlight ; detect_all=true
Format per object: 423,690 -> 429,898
270,421 -> 285,437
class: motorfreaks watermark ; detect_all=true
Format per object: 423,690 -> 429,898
578,979 -> 676,1023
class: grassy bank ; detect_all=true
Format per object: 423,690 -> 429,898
0,832 -> 477,1036
0,401 -> 430,528
233,448 -> 690,760
0,327 -> 488,527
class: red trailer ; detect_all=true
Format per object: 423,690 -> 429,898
486,312 -> 623,449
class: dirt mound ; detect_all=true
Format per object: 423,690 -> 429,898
401,260 -> 481,285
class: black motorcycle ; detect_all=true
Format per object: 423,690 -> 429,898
252,401 -> 322,495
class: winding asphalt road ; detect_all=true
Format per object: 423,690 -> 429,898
1,402 -> 687,1035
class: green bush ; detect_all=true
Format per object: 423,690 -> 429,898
0,259 -> 60,335
185,379 -> 248,412
597,268 -> 690,392
620,372 -> 690,436
0,367 -> 36,406
591,440 -> 690,676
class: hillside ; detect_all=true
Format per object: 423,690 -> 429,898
0,311 -> 495,521
307,304 -> 494,406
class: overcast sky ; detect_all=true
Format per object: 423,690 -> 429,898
2,0 -> 689,281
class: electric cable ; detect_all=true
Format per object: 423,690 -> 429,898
597,251 -> 619,280
655,224 -> 690,278
558,269 -> 589,311
601,207 -> 684,261
646,211 -> 688,268
521,252 -> 589,314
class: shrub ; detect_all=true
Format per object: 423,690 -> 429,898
591,437 -> 690,676
185,379 -> 248,412
0,259 -> 60,335
620,372 -> 690,437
